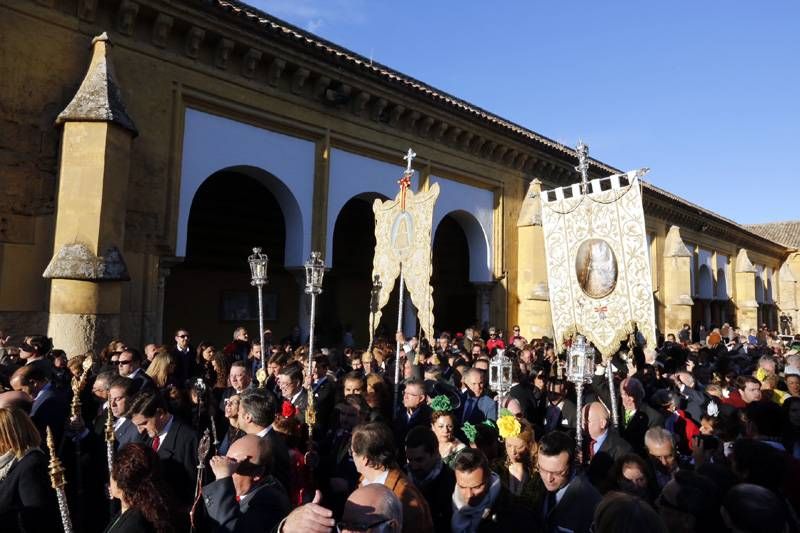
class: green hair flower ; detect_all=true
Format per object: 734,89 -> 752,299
430,395 -> 453,412
482,419 -> 497,429
462,422 -> 478,444
498,408 -> 513,418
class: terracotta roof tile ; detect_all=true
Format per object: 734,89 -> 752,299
744,221 -> 800,249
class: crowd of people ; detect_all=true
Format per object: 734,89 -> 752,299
0,320 -> 798,533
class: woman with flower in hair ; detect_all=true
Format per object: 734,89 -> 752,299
106,442 -> 173,533
430,395 -> 466,467
493,413 -> 544,512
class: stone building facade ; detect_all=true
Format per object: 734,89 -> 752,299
0,1 -> 795,354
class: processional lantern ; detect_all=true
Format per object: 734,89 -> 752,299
489,349 -> 514,405
248,247 -> 269,287
566,334 -> 595,384
304,251 -> 325,295
304,251 -> 325,438
248,247 -> 269,387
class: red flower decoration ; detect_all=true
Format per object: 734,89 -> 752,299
281,400 -> 297,419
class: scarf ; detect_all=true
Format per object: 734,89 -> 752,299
452,472 -> 502,533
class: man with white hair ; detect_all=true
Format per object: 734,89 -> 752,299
340,484 -> 403,533
645,427 -> 680,489
459,367 -> 497,425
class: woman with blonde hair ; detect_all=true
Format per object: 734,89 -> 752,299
146,352 -> 178,388
494,415 -> 544,512
0,407 -> 59,532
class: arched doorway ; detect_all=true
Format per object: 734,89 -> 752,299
432,214 -> 477,334
164,170 -> 299,346
326,194 -> 399,346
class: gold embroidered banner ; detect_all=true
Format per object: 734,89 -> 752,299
540,176 -> 656,360
369,183 -> 440,346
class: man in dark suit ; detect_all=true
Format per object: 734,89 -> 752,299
128,391 -> 199,514
10,363 -> 68,445
459,368 -> 497,425
277,363 -> 308,422
393,378 -> 432,448
584,401 -> 632,490
620,377 -> 664,454
237,389 -> 290,492
204,434 -> 289,533
405,426 -> 455,533
543,380 -> 576,434
309,355 -> 335,436
170,327 -> 195,385
117,348 -> 154,393
107,376 -> 146,448
537,431 -> 601,533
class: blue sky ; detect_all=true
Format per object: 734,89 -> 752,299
249,1 -> 799,225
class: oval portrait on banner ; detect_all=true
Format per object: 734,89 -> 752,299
575,238 -> 618,299
390,211 -> 414,261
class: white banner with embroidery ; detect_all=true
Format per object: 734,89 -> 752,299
540,175 -> 656,360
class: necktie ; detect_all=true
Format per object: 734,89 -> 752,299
152,434 -> 160,451
543,490 -> 556,519
589,439 -> 597,459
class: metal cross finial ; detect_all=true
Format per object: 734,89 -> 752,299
403,148 -> 416,175
575,140 -> 590,195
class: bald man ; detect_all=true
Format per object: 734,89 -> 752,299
584,401 -> 631,490
277,484 -> 403,533
341,484 -> 403,533
204,434 -> 289,533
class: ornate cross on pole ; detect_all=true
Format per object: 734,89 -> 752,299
575,140 -> 590,195
398,148 -> 416,211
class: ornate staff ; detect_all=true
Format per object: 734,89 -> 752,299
69,355 -> 92,530
104,401 -> 115,516
607,363 -> 619,428
393,148 -> 415,415
47,426 -> 74,533
248,247 -> 270,388
190,430 -> 212,532
368,275 -> 382,353
303,251 -> 325,440
566,335 -> 595,465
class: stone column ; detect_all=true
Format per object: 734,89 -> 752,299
734,249 -> 759,332
780,259 -> 799,334
515,180 -> 553,340
662,226 -> 694,336
44,33 -> 138,356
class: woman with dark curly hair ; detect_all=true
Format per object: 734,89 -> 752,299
105,443 -> 174,533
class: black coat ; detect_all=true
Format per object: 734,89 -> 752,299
412,463 -> 455,533
541,474 -> 602,533
103,508 -> 155,533
393,404 -> 433,448
261,428 -> 291,493
586,429 -> 633,491
621,404 -> 664,455
203,475 -> 289,533
0,449 -> 60,533
150,417 -> 199,507
30,383 -> 69,446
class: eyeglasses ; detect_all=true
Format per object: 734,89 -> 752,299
177,334 -> 189,339
336,518 -> 393,532
118,359 -> 133,366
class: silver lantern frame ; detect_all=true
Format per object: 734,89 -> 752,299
248,247 -> 269,387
